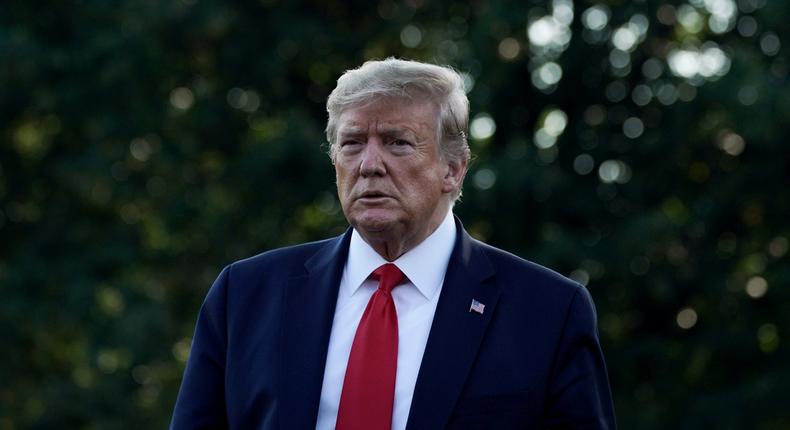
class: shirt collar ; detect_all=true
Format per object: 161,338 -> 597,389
345,208 -> 456,300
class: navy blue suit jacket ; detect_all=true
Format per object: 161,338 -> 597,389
171,219 -> 616,429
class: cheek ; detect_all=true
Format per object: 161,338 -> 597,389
402,171 -> 443,200
335,166 -> 356,194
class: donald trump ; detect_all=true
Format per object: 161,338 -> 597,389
171,58 -> 616,429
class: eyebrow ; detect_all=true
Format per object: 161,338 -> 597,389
337,129 -> 364,137
377,126 -> 416,138
337,123 -> 364,133
337,125 -> 419,139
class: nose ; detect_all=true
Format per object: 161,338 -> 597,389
359,139 -> 387,177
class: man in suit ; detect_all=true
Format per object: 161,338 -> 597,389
170,58 -> 616,429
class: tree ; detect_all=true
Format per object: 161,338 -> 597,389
1,0 -> 787,428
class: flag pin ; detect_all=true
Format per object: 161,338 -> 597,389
469,299 -> 485,314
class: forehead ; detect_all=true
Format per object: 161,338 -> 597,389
336,97 -> 439,135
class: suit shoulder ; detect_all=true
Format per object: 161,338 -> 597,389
472,238 -> 583,297
227,236 -> 339,277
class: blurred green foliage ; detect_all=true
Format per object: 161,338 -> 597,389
1,0 -> 788,428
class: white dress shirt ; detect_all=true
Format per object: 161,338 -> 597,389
315,209 -> 457,430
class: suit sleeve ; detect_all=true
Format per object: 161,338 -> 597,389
170,266 -> 230,430
543,286 -> 617,430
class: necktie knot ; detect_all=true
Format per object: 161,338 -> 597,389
372,263 -> 404,293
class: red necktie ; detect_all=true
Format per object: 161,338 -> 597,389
336,263 -> 405,430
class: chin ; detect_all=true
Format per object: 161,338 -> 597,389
352,211 -> 401,234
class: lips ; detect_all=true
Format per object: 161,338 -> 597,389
356,191 -> 392,203
359,191 -> 389,198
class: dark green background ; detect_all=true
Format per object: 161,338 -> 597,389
2,0 -> 788,428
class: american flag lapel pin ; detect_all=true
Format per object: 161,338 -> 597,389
469,299 -> 485,314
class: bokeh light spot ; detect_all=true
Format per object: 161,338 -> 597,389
768,237 -> 788,258
400,25 -> 422,48
745,276 -> 768,298
677,308 -> 698,329
757,324 -> 779,353
130,138 -> 152,162
573,154 -> 595,175
528,17 -> 561,47
498,37 -> 521,60
598,159 -> 632,184
461,72 -> 475,93
677,5 -> 705,33
657,4 -> 677,26
470,113 -> 496,140
623,117 -> 644,138
609,49 -> 631,69
605,80 -> 628,102
169,87 -> 194,110
632,84 -> 653,106
584,105 -> 606,126
737,85 -> 758,105
612,27 -> 638,52
716,129 -> 745,155
737,16 -> 757,37
569,269 -> 590,286
534,128 -> 557,149
552,0 -> 574,26
543,109 -> 568,136
582,5 -> 610,31
96,287 -> 125,316
473,168 -> 497,190
642,58 -> 664,80
172,338 -> 192,363
657,84 -> 679,105
531,62 -> 563,91
760,32 -> 781,56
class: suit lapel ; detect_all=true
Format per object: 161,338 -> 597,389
406,218 -> 500,430
279,230 -> 351,430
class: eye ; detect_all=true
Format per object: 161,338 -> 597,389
390,139 -> 412,146
338,140 -> 363,156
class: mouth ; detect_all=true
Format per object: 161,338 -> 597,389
357,191 -> 392,202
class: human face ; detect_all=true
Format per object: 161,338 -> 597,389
333,97 -> 466,260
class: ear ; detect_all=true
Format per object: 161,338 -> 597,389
441,157 -> 468,194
